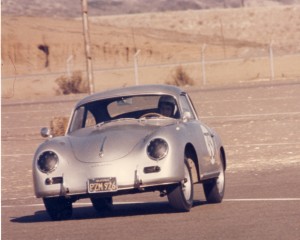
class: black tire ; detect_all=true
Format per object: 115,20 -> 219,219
167,160 -> 194,212
43,197 -> 73,221
90,197 -> 113,212
203,160 -> 225,203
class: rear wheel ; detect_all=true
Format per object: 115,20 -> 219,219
43,197 -> 73,221
203,160 -> 225,203
90,197 -> 113,212
167,160 -> 194,211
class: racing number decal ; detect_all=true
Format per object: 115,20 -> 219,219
201,126 -> 216,164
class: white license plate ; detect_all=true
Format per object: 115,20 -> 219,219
88,177 -> 118,193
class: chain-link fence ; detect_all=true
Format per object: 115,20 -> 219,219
2,43 -> 300,99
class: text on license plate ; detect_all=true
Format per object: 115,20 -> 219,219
88,177 -> 118,193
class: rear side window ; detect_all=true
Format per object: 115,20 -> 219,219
180,95 -> 196,120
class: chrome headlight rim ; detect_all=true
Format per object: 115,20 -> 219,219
147,138 -> 169,160
37,151 -> 59,174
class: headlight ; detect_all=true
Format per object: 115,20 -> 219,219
37,151 -> 59,173
147,138 -> 168,160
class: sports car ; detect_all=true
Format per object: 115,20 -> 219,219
33,84 -> 226,220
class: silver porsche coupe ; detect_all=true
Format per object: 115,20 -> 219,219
33,84 -> 226,220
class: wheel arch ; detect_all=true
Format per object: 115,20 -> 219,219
220,146 -> 227,171
184,143 -> 200,183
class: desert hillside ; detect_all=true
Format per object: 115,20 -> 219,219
2,0 -> 300,17
2,3 -> 300,100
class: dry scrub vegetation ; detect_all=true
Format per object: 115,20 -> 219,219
167,66 -> 194,86
55,71 -> 89,95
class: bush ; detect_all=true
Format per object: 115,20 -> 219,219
55,71 -> 89,95
166,66 -> 194,86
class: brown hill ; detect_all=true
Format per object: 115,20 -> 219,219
2,0 -> 300,17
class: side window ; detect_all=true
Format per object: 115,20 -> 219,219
180,95 -> 196,120
69,106 -> 85,133
69,106 -> 96,133
85,110 -> 96,127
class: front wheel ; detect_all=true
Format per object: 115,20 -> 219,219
90,197 -> 113,213
43,197 -> 73,221
167,160 -> 194,212
203,161 -> 225,203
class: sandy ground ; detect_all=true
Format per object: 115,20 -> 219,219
2,5 -> 300,100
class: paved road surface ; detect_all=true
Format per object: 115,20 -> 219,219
2,81 -> 300,240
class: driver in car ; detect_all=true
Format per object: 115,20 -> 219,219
158,96 -> 177,118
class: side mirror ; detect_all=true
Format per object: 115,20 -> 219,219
183,112 -> 192,122
40,127 -> 52,138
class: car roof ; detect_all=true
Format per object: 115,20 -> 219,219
75,84 -> 185,107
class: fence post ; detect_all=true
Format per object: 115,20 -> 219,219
269,41 -> 275,81
81,0 -> 95,94
201,44 -> 207,85
134,49 -> 141,85
66,55 -> 73,78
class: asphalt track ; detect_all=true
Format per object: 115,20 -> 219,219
2,81 -> 300,240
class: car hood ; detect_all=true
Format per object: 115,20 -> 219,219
68,119 -> 176,163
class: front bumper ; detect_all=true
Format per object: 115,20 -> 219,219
33,155 -> 184,198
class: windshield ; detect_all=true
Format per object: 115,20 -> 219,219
68,94 -> 180,133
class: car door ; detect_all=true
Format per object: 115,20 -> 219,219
180,94 -> 217,178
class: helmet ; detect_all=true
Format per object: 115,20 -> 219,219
158,95 -> 177,116
159,95 -> 176,106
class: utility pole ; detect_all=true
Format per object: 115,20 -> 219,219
241,0 -> 245,7
81,0 -> 94,94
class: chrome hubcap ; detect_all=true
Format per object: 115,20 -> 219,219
217,165 -> 225,193
182,164 -> 192,200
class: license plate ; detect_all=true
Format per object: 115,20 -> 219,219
88,177 -> 118,193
